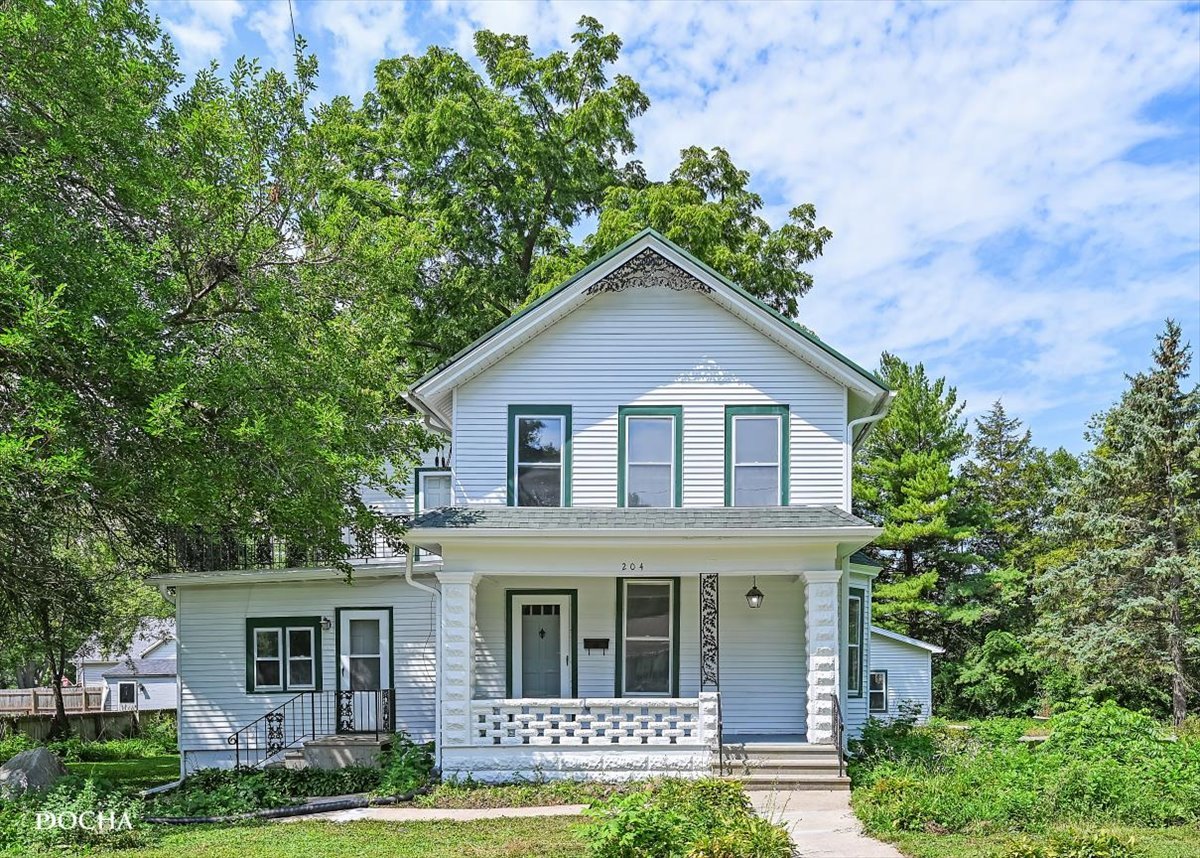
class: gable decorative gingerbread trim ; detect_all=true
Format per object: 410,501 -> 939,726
584,248 -> 714,296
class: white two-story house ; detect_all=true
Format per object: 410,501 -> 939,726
154,229 -> 917,786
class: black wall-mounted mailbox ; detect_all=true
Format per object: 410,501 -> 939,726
583,638 -> 610,654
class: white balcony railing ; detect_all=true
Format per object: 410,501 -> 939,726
471,697 -> 716,747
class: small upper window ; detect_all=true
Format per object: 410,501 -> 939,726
510,407 -> 570,506
869,671 -> 888,713
418,471 -> 452,512
620,407 -> 682,508
118,682 -> 137,707
726,406 -> 789,506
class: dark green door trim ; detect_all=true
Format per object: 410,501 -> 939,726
614,577 -> 682,697
504,589 -> 579,697
617,405 -> 684,507
334,606 -> 395,699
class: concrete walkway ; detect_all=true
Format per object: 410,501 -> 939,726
292,803 -> 587,823
748,790 -> 903,858
288,788 -> 901,858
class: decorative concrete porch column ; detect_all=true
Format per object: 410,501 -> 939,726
802,570 -> 842,744
437,570 -> 478,747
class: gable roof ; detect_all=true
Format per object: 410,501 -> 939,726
407,229 -> 890,430
101,658 -> 177,679
871,626 -> 945,654
76,618 -> 176,664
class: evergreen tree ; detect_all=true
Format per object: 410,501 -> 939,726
1036,320 -> 1200,724
854,354 -> 981,649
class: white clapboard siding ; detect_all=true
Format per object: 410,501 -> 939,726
105,675 -> 177,712
870,632 -> 934,723
718,574 -> 807,736
176,577 -> 436,771
472,575 -> 700,699
453,287 -> 847,508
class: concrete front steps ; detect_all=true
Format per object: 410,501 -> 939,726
269,734 -> 393,771
716,742 -> 849,791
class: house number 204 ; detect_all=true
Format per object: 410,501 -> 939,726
621,562 -> 644,571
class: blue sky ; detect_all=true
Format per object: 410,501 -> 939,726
151,0 -> 1200,453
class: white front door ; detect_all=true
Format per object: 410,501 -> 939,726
338,609 -> 391,732
510,595 -> 572,698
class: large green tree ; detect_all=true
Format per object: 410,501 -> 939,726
579,146 -> 832,317
319,16 -> 649,370
0,0 -> 430,727
1036,321 -> 1200,724
854,354 -> 981,650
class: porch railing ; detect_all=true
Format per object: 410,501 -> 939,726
227,689 -> 396,769
831,692 -> 845,777
470,698 -> 713,747
167,526 -> 408,573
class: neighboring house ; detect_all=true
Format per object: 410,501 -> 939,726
152,229 -> 909,786
76,619 -> 177,712
869,627 -> 943,723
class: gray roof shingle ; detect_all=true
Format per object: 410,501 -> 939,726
410,505 -> 873,531
101,658 -> 176,679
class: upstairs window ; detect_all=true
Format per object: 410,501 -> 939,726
508,406 -> 572,507
618,406 -> 683,507
416,469 -> 452,512
725,405 -> 790,506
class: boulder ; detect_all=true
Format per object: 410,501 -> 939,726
0,747 -> 69,797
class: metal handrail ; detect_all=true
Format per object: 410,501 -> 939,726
831,692 -> 845,777
227,689 -> 396,769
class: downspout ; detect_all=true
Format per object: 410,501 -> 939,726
404,546 -> 442,772
843,391 -> 895,526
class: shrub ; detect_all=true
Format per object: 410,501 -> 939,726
851,700 -> 1200,836
581,778 -> 791,858
0,731 -> 37,764
375,734 -> 435,797
0,777 -> 146,852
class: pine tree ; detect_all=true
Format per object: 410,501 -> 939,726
854,354 -> 981,648
1037,320 -> 1200,724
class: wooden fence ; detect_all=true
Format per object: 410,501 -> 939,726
0,686 -> 104,715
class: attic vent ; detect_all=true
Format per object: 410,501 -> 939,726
585,249 -> 714,296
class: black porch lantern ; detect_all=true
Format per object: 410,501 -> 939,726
745,577 -> 765,609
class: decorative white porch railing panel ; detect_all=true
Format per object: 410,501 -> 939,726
471,698 -> 705,746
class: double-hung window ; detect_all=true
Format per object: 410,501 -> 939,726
508,406 -> 571,507
416,469 -> 452,512
848,588 -> 865,697
618,406 -> 682,507
618,580 -> 678,696
868,671 -> 888,713
246,618 -> 322,692
725,405 -> 790,506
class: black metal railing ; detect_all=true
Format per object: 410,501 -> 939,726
831,692 -> 845,777
168,525 -> 408,573
227,688 -> 397,769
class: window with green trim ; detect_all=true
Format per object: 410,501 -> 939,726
620,580 -> 675,695
848,588 -> 864,697
508,405 -> 571,507
618,406 -> 682,507
869,670 -> 888,713
725,405 -> 790,506
246,618 -> 322,693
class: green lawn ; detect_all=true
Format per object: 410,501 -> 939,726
886,825 -> 1200,858
67,755 -> 180,792
114,817 -> 587,858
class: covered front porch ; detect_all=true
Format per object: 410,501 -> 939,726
408,506 -> 876,782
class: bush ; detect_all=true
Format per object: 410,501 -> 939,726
0,777 -> 146,852
581,778 -> 791,858
850,700 -> 1200,837
375,735 -> 435,797
0,731 -> 37,764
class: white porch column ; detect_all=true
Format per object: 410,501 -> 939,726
437,570 -> 478,747
802,570 -> 842,744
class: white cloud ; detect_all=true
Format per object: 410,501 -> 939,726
156,0 -> 246,76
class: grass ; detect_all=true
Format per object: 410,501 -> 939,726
414,779 -> 631,808
885,825 -> 1200,858
66,755 -> 180,792
108,817 -> 587,857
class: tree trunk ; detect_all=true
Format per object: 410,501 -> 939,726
1168,585 -> 1188,726
35,602 -> 70,738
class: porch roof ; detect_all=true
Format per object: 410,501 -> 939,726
408,504 -> 876,537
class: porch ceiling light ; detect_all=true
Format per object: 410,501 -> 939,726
745,577 -> 764,609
